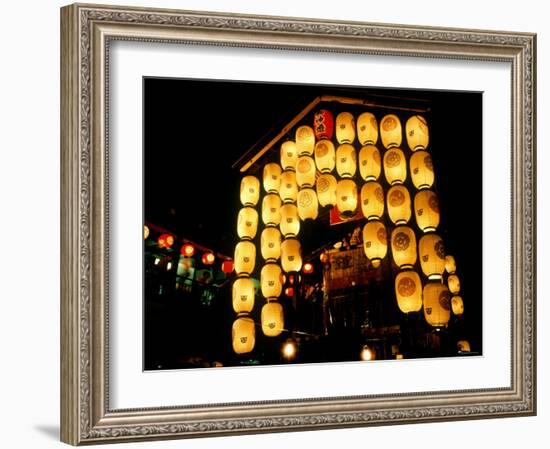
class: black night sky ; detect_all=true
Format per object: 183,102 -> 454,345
143,77 -> 482,370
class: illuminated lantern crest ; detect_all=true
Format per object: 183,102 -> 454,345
261,302 -> 284,337
296,156 -> 316,188
414,190 -> 440,232
336,144 -> 357,179
281,238 -> 302,273
314,139 -> 336,174
234,240 -> 256,276
383,147 -> 407,185
262,194 -> 281,227
395,270 -> 423,313
263,163 -> 282,194
419,234 -> 446,280
335,112 -> 356,144
295,125 -> 315,156
380,114 -> 402,149
316,173 -> 337,207
410,150 -> 434,190
362,220 -> 388,268
260,263 -> 283,299
232,277 -> 255,313
360,181 -> 385,220
240,175 -> 260,207
451,295 -> 464,316
336,179 -> 358,218
357,112 -> 379,145
237,207 -> 259,240
406,115 -> 429,151
391,226 -> 417,269
297,188 -> 319,221
260,227 -> 282,261
280,141 -> 298,171
232,316 -> 255,354
279,170 -> 298,203
279,203 -> 300,238
359,145 -> 382,181
313,109 -> 334,140
423,282 -> 452,327
387,185 -> 412,225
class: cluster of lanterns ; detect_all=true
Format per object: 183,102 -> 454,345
231,107 -> 467,355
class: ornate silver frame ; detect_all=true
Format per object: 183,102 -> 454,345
60,3 -> 536,445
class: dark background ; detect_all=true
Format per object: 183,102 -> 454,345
143,77 -> 482,370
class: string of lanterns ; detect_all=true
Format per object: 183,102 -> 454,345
231,105 -> 468,355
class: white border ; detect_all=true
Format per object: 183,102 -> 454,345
109,41 -> 511,409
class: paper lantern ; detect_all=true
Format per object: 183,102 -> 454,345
263,163 -> 282,194
360,345 -> 376,361
448,274 -> 461,294
359,145 -> 382,181
387,185 -> 412,225
410,150 -> 434,190
362,220 -> 388,268
316,173 -> 337,207
451,295 -> 464,316
295,125 -> 315,156
297,188 -> 319,221
234,241 -> 256,276
261,263 -> 283,298
303,262 -> 314,274
360,181 -> 385,220
335,112 -> 355,144
414,190 -> 440,232
445,255 -> 457,274
457,340 -> 471,352
280,141 -> 298,171
260,227 -> 282,261
281,238 -> 302,273
240,176 -> 260,207
314,139 -> 335,173
391,226 -> 417,269
419,234 -> 446,280
144,225 -> 149,240
279,170 -> 298,203
221,259 -> 234,274
313,109 -> 334,140
261,194 -> 281,227
380,114 -> 402,149
237,207 -> 259,240
181,243 -> 195,257
232,316 -> 255,354
261,302 -> 284,337
284,287 -> 294,298
319,252 -> 328,264
406,115 -> 429,151
395,270 -> 423,313
296,156 -> 316,188
202,252 -> 215,265
357,112 -> 379,145
383,148 -> 407,185
232,277 -> 255,313
336,144 -> 357,178
282,338 -> 297,360
279,204 -> 300,238
423,282 -> 451,327
336,179 -> 358,218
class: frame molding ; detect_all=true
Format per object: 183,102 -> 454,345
61,3 -> 536,445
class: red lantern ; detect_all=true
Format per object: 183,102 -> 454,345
181,243 -> 195,257
303,262 -> 314,274
202,252 -> 215,265
313,109 -> 334,140
158,233 -> 174,249
319,252 -> 328,264
221,259 -> 234,273
285,287 -> 294,297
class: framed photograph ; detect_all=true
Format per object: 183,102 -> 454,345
60,3 -> 536,445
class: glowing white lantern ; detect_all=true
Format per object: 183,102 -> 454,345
391,226 -> 417,269
295,125 -> 315,156
395,270 -> 422,313
380,114 -> 402,149
448,274 -> 461,294
414,190 -> 440,232
314,139 -> 335,173
423,282 -> 451,327
279,170 -> 298,203
418,234 -> 446,280
406,115 -> 429,151
316,173 -> 337,207
263,163 -> 282,194
335,112 -> 355,144
357,112 -> 379,145
261,302 -> 284,337
279,203 -> 300,237
360,181 -> 385,220
410,150 -> 434,190
237,207 -> 258,240
280,141 -> 298,171
383,148 -> 407,185
297,188 -> 318,221
260,227 -> 282,261
262,194 -> 281,226
232,316 -> 255,354
281,238 -> 302,273
362,220 -> 388,268
260,263 -> 283,298
296,156 -> 316,188
240,176 -> 260,206
234,241 -> 256,276
359,145 -> 382,181
232,277 -> 255,313
336,179 -> 358,218
387,185 -> 412,225
336,144 -> 357,179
